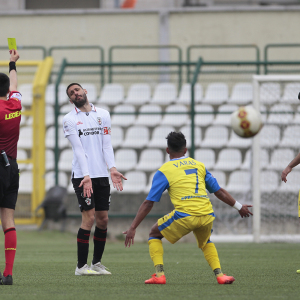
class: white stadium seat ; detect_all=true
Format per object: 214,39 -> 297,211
260,83 -> 281,105
160,104 -> 189,127
176,83 -> 203,105
260,105 -> 267,123
58,148 -> 73,171
45,105 -> 55,126
260,170 -> 278,193
227,130 -> 252,148
98,84 -> 124,105
18,126 -> 32,149
45,171 -> 69,191
136,149 -> 164,171
60,103 -> 74,114
279,125 -> 300,148
194,149 -> 215,170
148,126 -> 175,148
115,149 -> 137,172
151,83 -> 177,105
19,171 -> 32,193
279,170 -> 300,192
226,171 -> 251,193
194,105 -> 214,127
228,83 -> 253,105
213,104 -> 238,126
240,149 -> 269,170
81,83 -> 97,101
281,83 -> 300,104
135,104 -> 162,127
210,170 -> 226,188
202,83 -> 228,105
124,83 -> 151,105
46,83 -> 69,105
45,126 -> 69,149
268,149 -> 295,171
111,105 -> 135,127
214,148 -> 242,171
259,125 -> 280,148
122,126 -> 149,149
293,106 -> 300,124
46,149 -> 55,171
145,171 -> 157,193
267,104 -> 294,125
18,84 -> 33,106
179,126 -> 201,147
17,149 -> 28,171
111,126 -> 124,148
95,103 -> 110,112
201,126 -> 229,148
122,171 -> 147,193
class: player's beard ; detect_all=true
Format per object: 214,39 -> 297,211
73,93 -> 87,108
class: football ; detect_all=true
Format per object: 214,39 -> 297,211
230,106 -> 263,138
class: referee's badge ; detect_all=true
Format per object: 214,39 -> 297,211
97,117 -> 102,125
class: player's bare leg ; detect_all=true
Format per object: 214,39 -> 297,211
145,222 -> 166,284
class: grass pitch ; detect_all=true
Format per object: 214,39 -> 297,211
0,231 -> 299,300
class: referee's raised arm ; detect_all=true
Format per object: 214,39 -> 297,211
9,49 -> 19,91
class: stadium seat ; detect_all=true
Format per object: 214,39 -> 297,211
45,105 -> 55,126
19,171 -> 32,193
281,83 -> 300,104
60,103 -> 74,114
210,170 -> 226,188
259,125 -> 280,148
98,83 -> 124,105
267,104 -> 294,124
17,149 -> 28,171
214,148 -> 242,171
20,106 -> 27,126
240,149 -> 269,170
201,126 -> 229,148
135,104 -> 162,127
278,170 -> 300,192
194,149 -> 215,169
145,171 -> 156,193
122,171 -> 147,193
260,105 -> 267,123
151,83 -> 177,105
124,83 -> 151,105
111,104 -> 135,127
293,106 -> 300,124
279,125 -> 300,148
160,105 -> 189,127
46,83 -> 69,105
111,126 -> 124,148
45,171 -> 69,191
95,103 -> 110,112
45,126 -> 70,149
202,83 -> 228,105
213,104 -> 238,126
114,149 -> 137,172
179,125 -> 201,147
268,149 -> 295,171
46,149 -> 55,171
136,149 -> 164,171
18,84 -> 33,106
194,105 -> 214,127
260,83 -> 281,104
228,83 -> 253,105
122,126 -> 149,149
148,126 -> 175,148
81,83 -> 97,101
260,170 -> 278,193
176,83 -> 203,105
226,171 -> 251,193
58,149 -> 73,171
67,181 -> 74,194
18,126 -> 32,149
227,130 -> 252,148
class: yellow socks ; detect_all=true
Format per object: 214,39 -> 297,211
148,238 -> 164,277
202,242 -> 223,277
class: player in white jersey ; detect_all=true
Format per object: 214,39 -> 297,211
63,83 -> 126,276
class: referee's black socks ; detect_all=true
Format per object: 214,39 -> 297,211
77,228 -> 90,268
92,227 -> 107,265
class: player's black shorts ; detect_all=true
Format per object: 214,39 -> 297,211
0,159 -> 19,210
72,177 -> 110,212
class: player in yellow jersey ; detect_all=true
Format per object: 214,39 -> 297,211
124,131 -> 253,284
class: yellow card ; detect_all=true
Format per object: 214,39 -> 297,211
7,38 -> 17,50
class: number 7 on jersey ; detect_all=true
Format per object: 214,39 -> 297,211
185,168 -> 199,194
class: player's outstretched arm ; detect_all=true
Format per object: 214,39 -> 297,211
123,200 -> 154,247
9,49 -> 19,91
110,167 -> 127,191
281,152 -> 300,183
214,188 -> 253,218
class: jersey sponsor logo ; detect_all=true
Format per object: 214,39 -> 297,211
97,117 -> 102,125
173,159 -> 196,168
78,129 -> 83,137
5,110 -> 21,120
181,195 -> 208,200
81,127 -> 101,136
76,121 -> 83,125
103,127 -> 111,135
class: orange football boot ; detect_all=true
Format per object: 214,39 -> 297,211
217,274 -> 235,284
145,274 -> 166,284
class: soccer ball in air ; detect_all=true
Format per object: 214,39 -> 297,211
230,106 -> 263,138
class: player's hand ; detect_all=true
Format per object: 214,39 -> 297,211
110,167 -> 127,191
9,49 -> 19,62
281,166 -> 292,183
123,227 -> 136,247
79,175 -> 93,198
239,205 -> 253,218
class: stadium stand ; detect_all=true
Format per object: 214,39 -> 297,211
260,83 -> 281,104
111,126 -> 124,148
260,170 -> 278,193
179,125 -> 201,147
259,125 -> 280,148
194,105 -> 214,127
151,83 -> 177,105
201,126 -> 229,148
202,83 -> 228,105
194,149 -> 215,169
46,83 -> 68,105
176,83 -> 203,104
148,125 -> 176,148
98,83 -> 124,105
136,149 -> 164,171
58,149 -> 73,171
228,83 -> 253,105
160,104 -> 189,127
114,149 -> 137,172
214,148 -> 242,171
135,104 -> 162,127
279,125 -> 300,148
281,83 -> 300,103
122,126 -> 149,148
124,83 -> 151,105
267,149 -> 295,171
213,104 -> 238,126
267,104 -> 294,124
18,126 -> 32,149
18,84 -> 33,106
122,171 -> 147,193
226,170 -> 251,193
111,104 -> 136,126
227,130 -> 252,148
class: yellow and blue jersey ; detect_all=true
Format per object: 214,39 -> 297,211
146,156 -> 220,216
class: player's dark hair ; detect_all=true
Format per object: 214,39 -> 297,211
166,131 -> 186,153
0,73 -> 10,97
66,83 -> 83,97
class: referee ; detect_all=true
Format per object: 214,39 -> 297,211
0,49 -> 21,285
63,83 -> 127,275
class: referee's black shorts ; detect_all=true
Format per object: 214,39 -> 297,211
72,177 -> 110,212
0,159 -> 19,210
